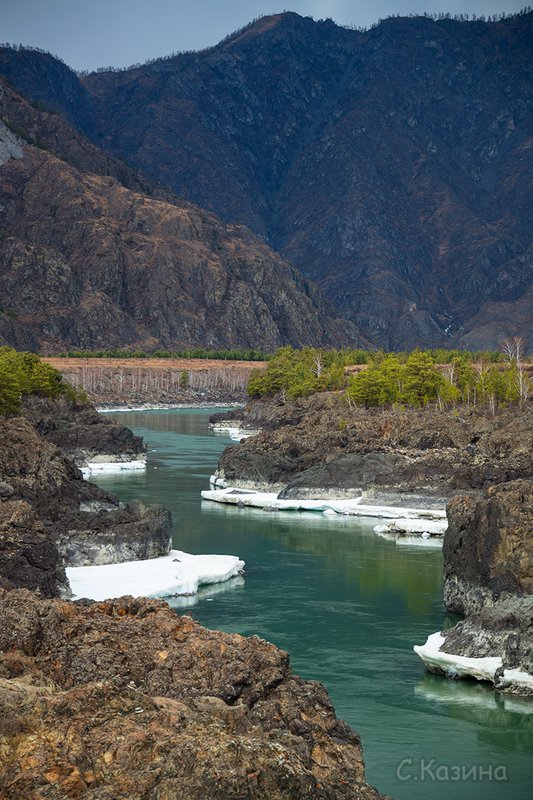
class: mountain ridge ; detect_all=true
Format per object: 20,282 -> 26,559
0,11 -> 531,349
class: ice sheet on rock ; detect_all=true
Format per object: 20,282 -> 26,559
80,459 -> 147,478
67,549 -> 245,601
414,631 -> 502,682
211,425 -> 260,441
209,474 -> 228,489
201,487 -> 447,529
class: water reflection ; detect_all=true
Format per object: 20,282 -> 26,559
416,673 -> 533,753
166,575 -> 245,610
201,501 -> 443,616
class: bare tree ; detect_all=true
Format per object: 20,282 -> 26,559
502,336 -> 524,366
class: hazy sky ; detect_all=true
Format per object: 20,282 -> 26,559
1,0 -> 527,71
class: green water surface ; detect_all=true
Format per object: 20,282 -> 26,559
93,408 -> 532,799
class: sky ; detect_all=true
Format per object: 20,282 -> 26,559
1,0 -> 528,71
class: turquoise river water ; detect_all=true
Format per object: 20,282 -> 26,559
93,408 -> 532,799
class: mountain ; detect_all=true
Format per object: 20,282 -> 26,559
0,79 -> 361,352
1,11 -> 531,350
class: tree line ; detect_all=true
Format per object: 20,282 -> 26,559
247,343 -> 532,411
61,364 -> 252,400
53,348 -> 269,362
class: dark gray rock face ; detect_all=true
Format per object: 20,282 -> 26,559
0,406 -> 172,595
444,479 -> 533,614
21,395 -> 146,466
278,452 -> 446,507
0,500 -> 69,598
60,500 -> 172,567
2,12 -> 531,349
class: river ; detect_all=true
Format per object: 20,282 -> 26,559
93,408 -> 532,799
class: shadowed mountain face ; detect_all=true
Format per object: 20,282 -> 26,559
0,11 -> 532,349
0,81 -> 361,352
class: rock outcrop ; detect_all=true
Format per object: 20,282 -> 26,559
2,12 -> 531,349
444,479 -> 533,613
415,480 -> 533,695
0,590 -> 385,799
0,408 -> 172,594
215,395 -> 533,507
21,394 -> 146,467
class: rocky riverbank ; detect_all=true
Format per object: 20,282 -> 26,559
415,480 -> 533,695
211,396 -> 532,508
21,394 -> 147,468
211,394 -> 533,694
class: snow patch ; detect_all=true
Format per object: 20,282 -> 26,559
67,549 -> 245,601
0,119 -> 24,165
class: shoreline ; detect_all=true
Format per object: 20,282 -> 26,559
97,402 -> 244,413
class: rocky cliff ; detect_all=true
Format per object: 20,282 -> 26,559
1,11 -> 530,349
0,591 -> 385,799
0,79 -> 362,352
0,403 -> 172,590
416,480 -> 533,695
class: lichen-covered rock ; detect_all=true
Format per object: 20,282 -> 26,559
0,590 -> 386,800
